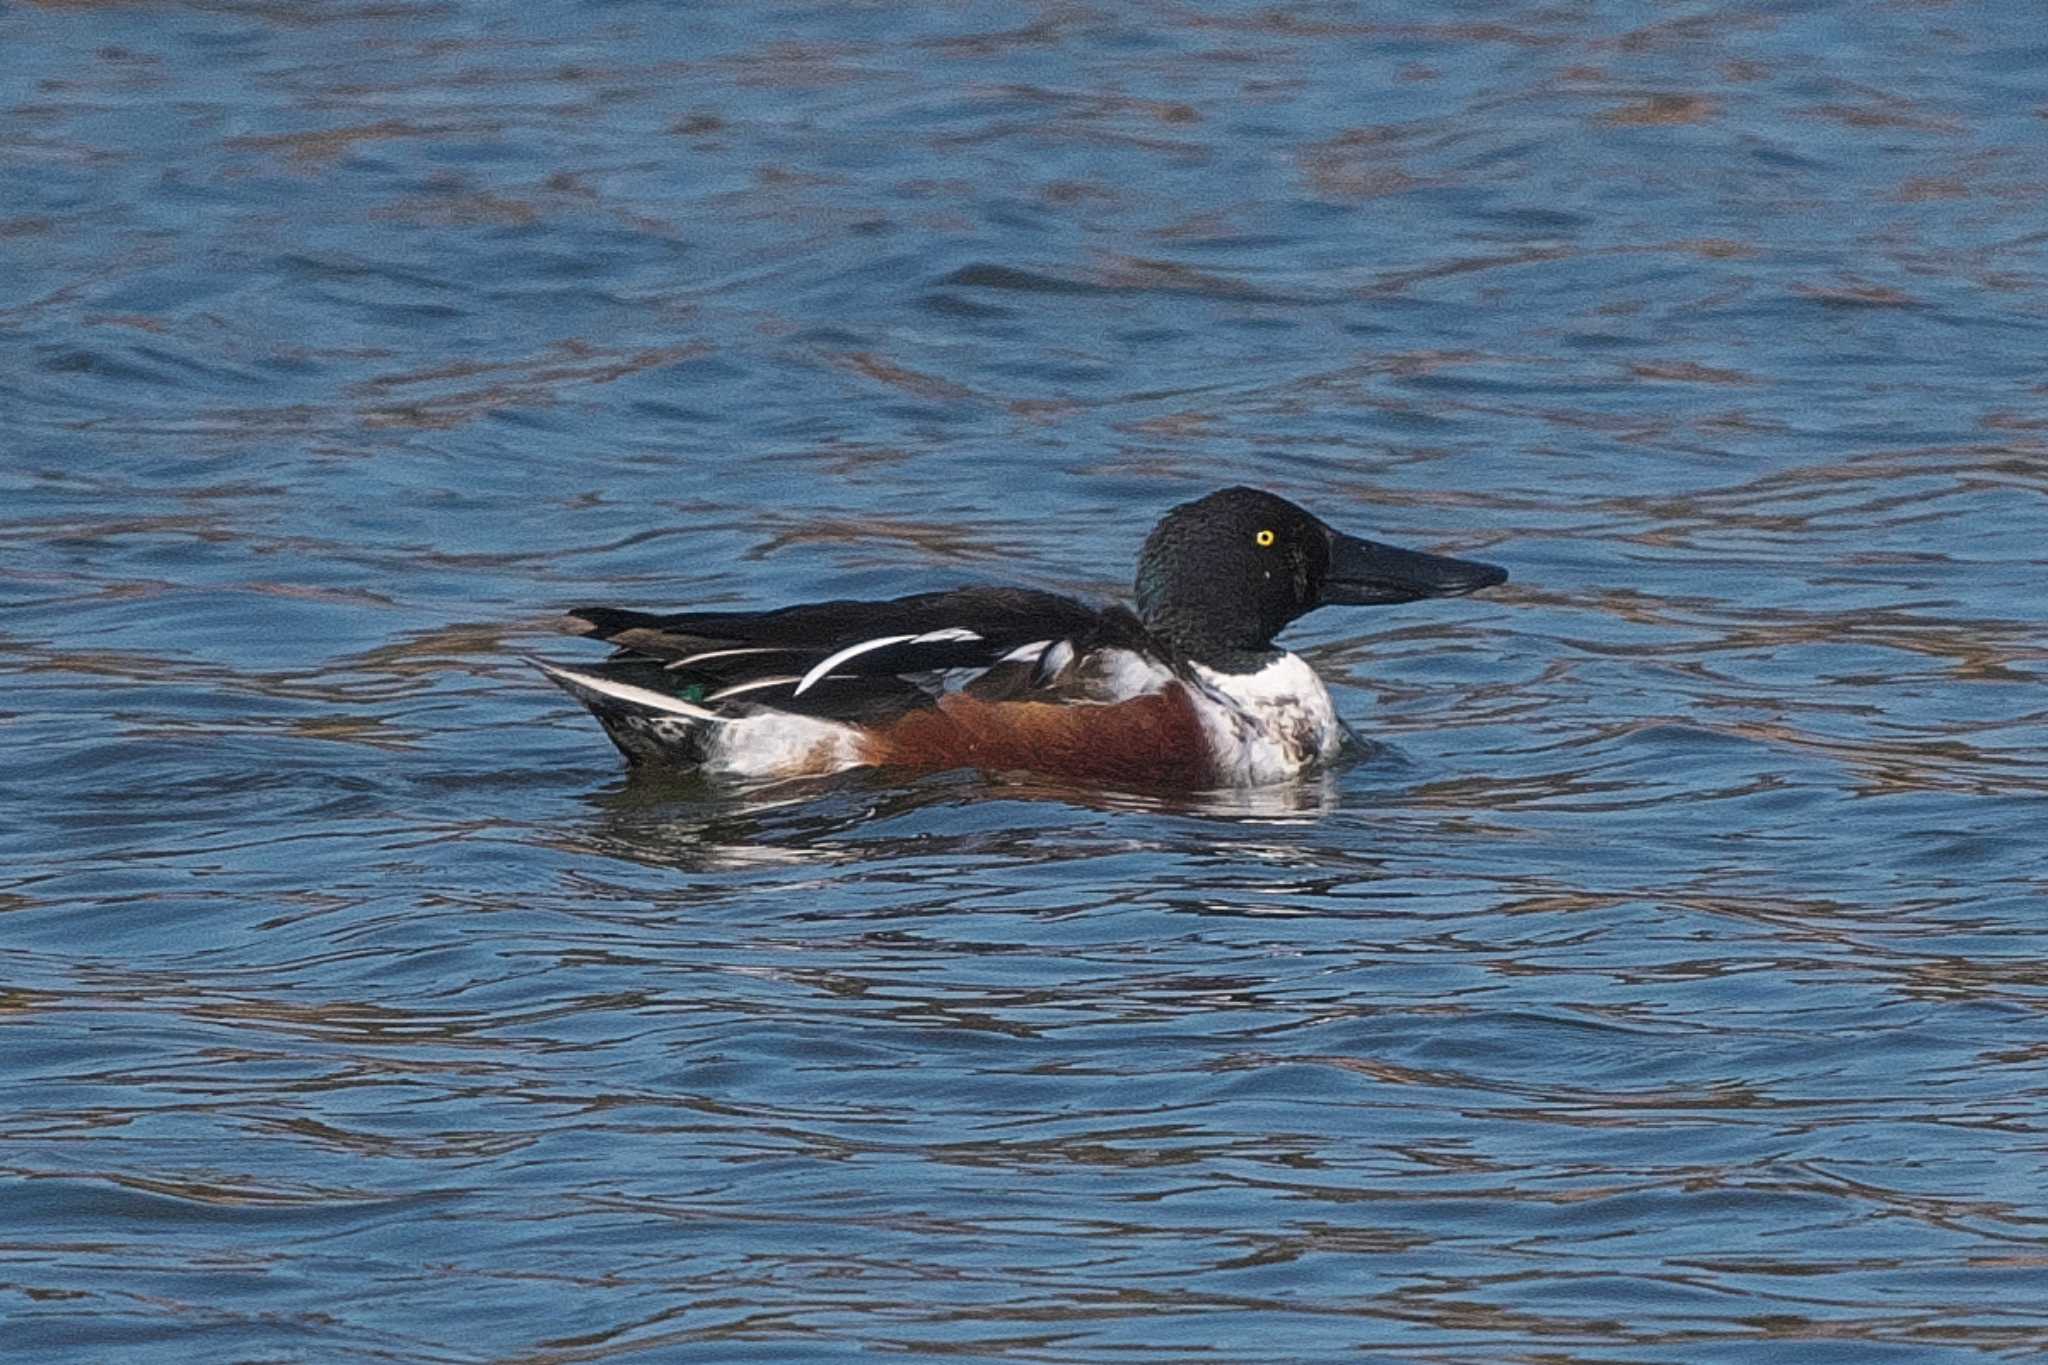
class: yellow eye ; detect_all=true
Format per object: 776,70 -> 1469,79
1255,529 -> 1275,547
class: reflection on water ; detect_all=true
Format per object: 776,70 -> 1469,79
7,0 -> 2048,1360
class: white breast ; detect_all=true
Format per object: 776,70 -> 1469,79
1188,653 -> 1343,786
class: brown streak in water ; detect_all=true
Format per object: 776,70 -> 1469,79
1185,15 -> 1559,46
743,518 -> 1018,564
1040,178 -> 1117,206
1793,279 -> 1920,308
83,312 -> 167,333
281,716 -> 417,750
1980,411 -> 2048,431
1146,210 -> 1234,240
1805,101 -> 1965,135
240,581 -> 396,608
226,119 -> 471,169
353,343 -> 708,429
1597,95 -> 1718,126
1364,247 -> 1576,295
1117,411 -> 1221,438
349,623 -> 513,673
1897,175 -> 1968,202
1612,10 -> 1777,53
373,187 -> 541,228
8,513 -> 236,545
1299,127 -> 1428,202
1661,238 -> 1756,259
1009,397 -> 1083,422
926,109 -> 1209,159
832,352 -> 982,404
972,81 -> 1201,127
668,112 -> 725,136
1630,361 -> 1756,385
1095,255 -> 1293,301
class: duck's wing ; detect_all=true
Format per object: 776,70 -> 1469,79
547,587 -> 1116,723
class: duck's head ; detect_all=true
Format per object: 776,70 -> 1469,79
1133,486 -> 1507,670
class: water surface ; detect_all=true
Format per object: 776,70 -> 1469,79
6,2 -> 2048,1360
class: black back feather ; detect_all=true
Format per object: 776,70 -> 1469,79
556,587 -> 1115,723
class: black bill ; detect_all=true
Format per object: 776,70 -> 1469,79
1323,528 -> 1508,606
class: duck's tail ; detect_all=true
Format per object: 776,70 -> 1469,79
530,657 -> 727,767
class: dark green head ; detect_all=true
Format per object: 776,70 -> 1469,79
1133,486 -> 1507,669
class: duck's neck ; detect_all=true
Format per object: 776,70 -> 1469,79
1140,601 -> 1280,676
1190,644 -> 1286,676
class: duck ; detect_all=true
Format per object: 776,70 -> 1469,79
534,486 -> 1506,789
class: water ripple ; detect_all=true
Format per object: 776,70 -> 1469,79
6,0 -> 2048,1360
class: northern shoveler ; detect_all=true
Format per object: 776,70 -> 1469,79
534,487 -> 1507,789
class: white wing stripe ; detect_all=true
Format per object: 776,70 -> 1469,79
705,675 -> 802,702
792,628 -> 982,697
1032,638 -> 1076,684
792,634 -> 914,696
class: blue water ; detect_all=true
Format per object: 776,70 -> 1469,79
6,2 -> 2048,1360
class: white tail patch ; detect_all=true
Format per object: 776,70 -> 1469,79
792,628 -> 982,697
533,660 -> 729,723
